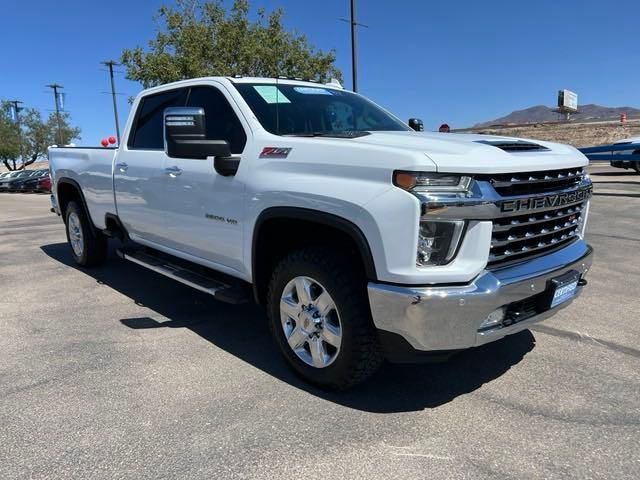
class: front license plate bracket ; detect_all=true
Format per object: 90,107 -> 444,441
547,270 -> 581,309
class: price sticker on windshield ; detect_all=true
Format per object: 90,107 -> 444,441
253,86 -> 291,104
293,87 -> 333,95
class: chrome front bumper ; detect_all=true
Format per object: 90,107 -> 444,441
368,240 -> 593,353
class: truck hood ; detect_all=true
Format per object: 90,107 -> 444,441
351,131 -> 588,174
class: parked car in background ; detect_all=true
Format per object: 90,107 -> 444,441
0,171 -> 31,192
6,170 -> 43,192
611,137 -> 640,173
17,170 -> 50,192
579,137 -> 640,173
36,174 -> 52,193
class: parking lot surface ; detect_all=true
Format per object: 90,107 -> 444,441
1,164 -> 639,479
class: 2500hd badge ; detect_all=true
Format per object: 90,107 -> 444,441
500,186 -> 593,213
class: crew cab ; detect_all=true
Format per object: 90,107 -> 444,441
48,77 -> 593,389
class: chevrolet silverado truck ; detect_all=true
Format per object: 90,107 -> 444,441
48,77 -> 593,389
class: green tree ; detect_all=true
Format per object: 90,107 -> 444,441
0,105 -> 81,171
121,0 -> 342,89
0,103 -> 21,170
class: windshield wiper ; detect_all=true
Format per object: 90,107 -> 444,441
282,131 -> 371,139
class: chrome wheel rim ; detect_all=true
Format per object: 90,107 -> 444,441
280,276 -> 342,368
67,212 -> 84,257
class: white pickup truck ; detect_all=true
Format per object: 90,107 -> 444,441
49,76 -> 593,389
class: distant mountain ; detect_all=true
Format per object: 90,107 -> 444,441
473,104 -> 640,128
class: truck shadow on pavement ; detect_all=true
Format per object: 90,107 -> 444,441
41,242 -> 535,414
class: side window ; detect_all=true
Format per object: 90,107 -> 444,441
129,88 -> 188,149
186,86 -> 247,154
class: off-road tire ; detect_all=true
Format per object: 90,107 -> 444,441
267,247 -> 383,390
64,200 -> 107,266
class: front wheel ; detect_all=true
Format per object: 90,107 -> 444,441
65,200 -> 107,266
267,248 -> 383,390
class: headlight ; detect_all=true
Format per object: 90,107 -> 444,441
417,220 -> 465,266
393,171 -> 472,193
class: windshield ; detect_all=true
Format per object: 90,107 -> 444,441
234,83 -> 410,136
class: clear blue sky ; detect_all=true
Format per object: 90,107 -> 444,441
2,0 -> 640,145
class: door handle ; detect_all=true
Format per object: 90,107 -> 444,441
116,162 -> 128,173
164,166 -> 183,177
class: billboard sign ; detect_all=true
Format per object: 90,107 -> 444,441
56,92 -> 66,111
8,104 -> 17,122
558,89 -> 578,112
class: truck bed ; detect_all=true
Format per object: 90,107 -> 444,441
48,147 -> 117,230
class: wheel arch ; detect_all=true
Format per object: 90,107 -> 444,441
251,207 -> 377,304
56,178 -> 97,234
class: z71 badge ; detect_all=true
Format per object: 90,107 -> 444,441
259,147 -> 292,159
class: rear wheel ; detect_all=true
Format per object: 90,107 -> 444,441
267,248 -> 383,390
65,201 -> 107,266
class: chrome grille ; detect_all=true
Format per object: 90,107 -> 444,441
489,202 -> 585,267
478,167 -> 585,196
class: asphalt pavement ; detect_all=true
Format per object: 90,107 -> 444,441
1,164 -> 638,479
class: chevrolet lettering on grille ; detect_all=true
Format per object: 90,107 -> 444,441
499,186 -> 593,214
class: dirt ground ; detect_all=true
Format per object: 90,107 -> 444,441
467,119 -> 640,148
0,161 -> 48,174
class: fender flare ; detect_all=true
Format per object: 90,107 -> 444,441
56,177 -> 97,235
251,207 -> 378,301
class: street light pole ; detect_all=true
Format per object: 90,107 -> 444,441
101,60 -> 121,145
46,83 -> 64,145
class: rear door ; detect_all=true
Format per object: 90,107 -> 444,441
159,84 -> 249,272
114,88 -> 188,244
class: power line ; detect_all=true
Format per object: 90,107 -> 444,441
101,60 -> 122,144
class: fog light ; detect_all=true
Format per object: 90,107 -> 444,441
417,220 -> 465,266
480,307 -> 506,330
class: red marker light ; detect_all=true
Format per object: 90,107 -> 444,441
101,138 -> 109,147
108,136 -> 116,145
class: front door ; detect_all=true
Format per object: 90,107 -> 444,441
159,84 -> 249,274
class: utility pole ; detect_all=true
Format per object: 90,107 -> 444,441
7,100 -> 23,169
101,60 -> 121,144
46,83 -> 64,145
340,0 -> 367,92
350,0 -> 358,92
